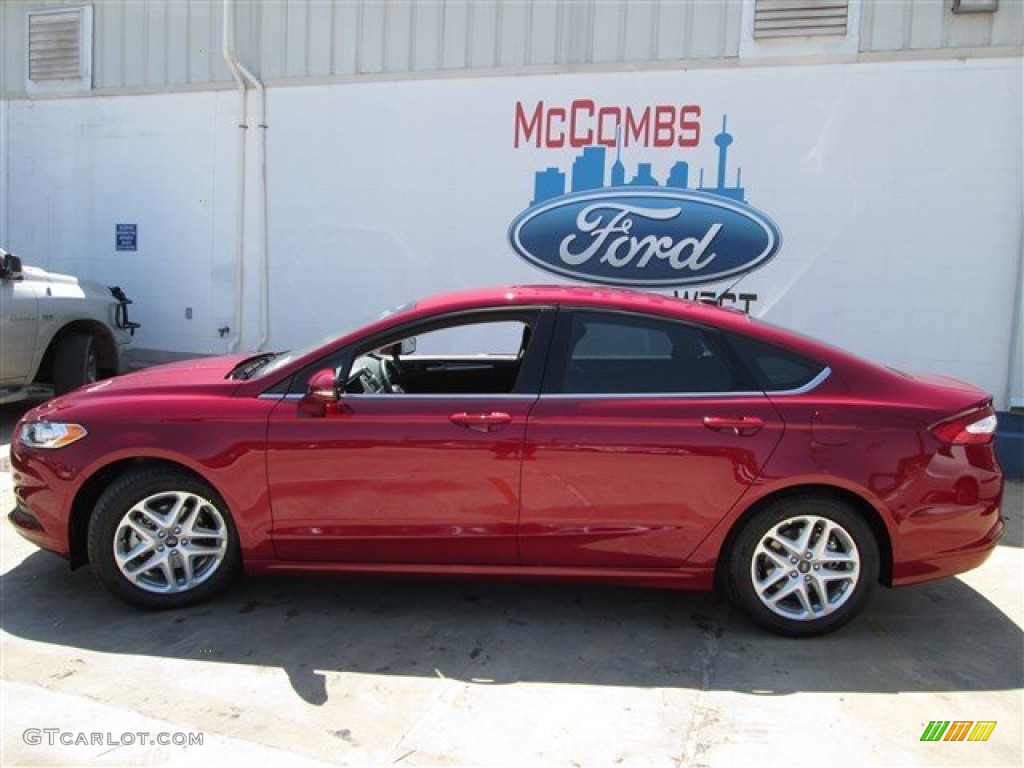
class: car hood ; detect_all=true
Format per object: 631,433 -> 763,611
52,354 -> 254,403
23,264 -> 113,302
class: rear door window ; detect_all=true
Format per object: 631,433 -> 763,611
555,311 -> 740,394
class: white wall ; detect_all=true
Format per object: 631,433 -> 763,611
3,56 -> 1021,407
3,90 -> 242,354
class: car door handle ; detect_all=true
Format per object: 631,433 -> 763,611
449,412 -> 512,433
703,415 -> 765,436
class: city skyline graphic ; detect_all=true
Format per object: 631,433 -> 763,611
529,116 -> 746,208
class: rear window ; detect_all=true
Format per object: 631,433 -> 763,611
727,333 -> 826,392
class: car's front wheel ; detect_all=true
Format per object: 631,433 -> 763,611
728,496 -> 879,637
87,468 -> 240,608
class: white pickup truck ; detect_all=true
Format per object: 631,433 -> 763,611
1,248 -> 139,403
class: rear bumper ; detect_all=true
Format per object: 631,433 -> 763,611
891,514 -> 1004,587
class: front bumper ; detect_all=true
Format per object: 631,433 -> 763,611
6,441 -> 75,560
8,500 -> 70,559
7,499 -> 69,561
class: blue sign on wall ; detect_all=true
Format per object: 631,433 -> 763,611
116,223 -> 137,251
510,189 -> 780,288
508,114 -> 782,289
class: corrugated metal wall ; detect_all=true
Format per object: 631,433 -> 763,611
3,0 -> 238,94
92,0 -> 233,87
2,0 -> 743,95
860,0 -> 1024,52
3,0 -> 1022,97
252,0 -> 743,79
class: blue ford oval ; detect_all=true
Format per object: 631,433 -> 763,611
508,189 -> 781,288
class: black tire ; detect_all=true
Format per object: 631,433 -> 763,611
87,467 -> 240,609
53,332 -> 98,394
727,496 -> 879,637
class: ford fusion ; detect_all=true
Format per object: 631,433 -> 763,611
9,286 -> 1004,636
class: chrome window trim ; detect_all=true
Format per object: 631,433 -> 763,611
765,366 -> 831,396
258,368 -> 830,402
539,367 -> 831,399
540,391 -> 759,400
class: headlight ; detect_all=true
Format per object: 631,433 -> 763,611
18,422 -> 88,449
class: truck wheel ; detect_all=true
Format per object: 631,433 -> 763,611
53,332 -> 98,394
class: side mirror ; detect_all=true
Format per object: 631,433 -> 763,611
299,368 -> 340,417
379,338 -> 416,357
0,250 -> 23,280
305,369 -> 339,404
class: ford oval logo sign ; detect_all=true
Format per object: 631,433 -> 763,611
508,188 -> 781,288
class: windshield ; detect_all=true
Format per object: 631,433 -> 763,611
251,300 -> 416,378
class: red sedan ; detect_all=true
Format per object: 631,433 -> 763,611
8,286 -> 1004,636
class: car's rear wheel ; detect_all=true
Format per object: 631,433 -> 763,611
87,468 -> 240,608
728,496 -> 878,637
53,332 -> 98,394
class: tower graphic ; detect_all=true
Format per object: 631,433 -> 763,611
610,127 -> 625,187
531,167 -> 566,206
529,113 -> 747,207
571,146 -> 606,192
667,161 -> 689,189
699,116 -> 745,202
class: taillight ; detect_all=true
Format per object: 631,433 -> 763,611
932,409 -> 998,445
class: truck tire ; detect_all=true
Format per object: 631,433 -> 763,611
53,332 -> 98,394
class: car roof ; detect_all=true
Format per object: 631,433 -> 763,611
249,283 -> 881,395
413,284 -> 750,327
405,284 -> 880,377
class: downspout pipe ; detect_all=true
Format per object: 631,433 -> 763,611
0,87 -> 8,247
222,0 -> 248,353
221,0 -> 269,353
244,72 -> 269,352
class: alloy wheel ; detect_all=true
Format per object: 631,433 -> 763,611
113,490 -> 228,594
749,514 -> 861,621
